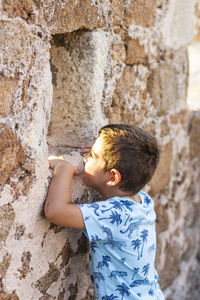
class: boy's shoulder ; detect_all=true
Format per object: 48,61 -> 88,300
78,190 -> 155,221
78,190 -> 154,210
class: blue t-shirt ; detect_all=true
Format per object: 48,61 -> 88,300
77,190 -> 165,300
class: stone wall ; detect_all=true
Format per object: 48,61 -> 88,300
194,0 -> 200,40
0,1 -> 200,299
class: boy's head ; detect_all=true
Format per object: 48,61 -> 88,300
98,124 -> 160,195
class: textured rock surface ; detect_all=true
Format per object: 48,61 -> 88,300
194,0 -> 200,40
0,0 -> 200,299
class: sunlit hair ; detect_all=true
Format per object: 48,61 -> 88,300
99,124 -> 160,195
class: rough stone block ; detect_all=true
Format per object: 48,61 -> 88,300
0,75 -> 18,118
0,292 -> 19,300
147,62 -> 178,116
105,65 -> 136,123
111,0 -> 125,26
189,111 -> 200,159
0,20 -> 31,75
124,0 -> 155,27
160,119 -> 169,137
48,30 -> 108,148
149,141 -> 172,195
0,124 -> 26,185
126,39 -> 147,65
41,0 -> 107,34
111,40 -> 126,64
34,263 -> 60,294
155,203 -> 169,234
194,2 -> 200,41
0,204 -> 15,243
160,240 -> 181,289
2,0 -> 35,21
0,254 -> 11,278
160,0 -> 195,49
170,109 -> 190,125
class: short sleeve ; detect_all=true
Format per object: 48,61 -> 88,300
76,199 -> 124,243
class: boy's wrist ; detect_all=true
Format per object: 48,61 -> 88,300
54,162 -> 75,176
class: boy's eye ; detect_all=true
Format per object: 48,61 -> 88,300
89,152 -> 93,158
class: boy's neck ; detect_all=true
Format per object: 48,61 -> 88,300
100,188 -> 141,204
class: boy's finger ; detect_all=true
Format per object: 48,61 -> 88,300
48,159 -> 56,169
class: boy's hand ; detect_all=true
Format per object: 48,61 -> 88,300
48,159 -> 77,175
45,158 -> 85,229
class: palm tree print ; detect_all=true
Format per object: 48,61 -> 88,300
90,242 -> 98,253
91,234 -> 99,242
131,239 -> 142,260
131,267 -> 139,280
120,199 -> 134,211
148,289 -> 154,296
140,229 -> 148,257
99,211 -> 122,226
102,294 -> 119,300
142,263 -> 150,276
144,195 -> 151,205
116,283 -> 130,300
101,201 -> 123,213
90,234 -> 99,253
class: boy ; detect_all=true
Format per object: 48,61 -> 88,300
44,124 -> 165,300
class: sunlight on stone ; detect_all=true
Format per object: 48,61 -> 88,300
187,41 -> 200,111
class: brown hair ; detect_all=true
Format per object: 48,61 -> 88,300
99,124 -> 160,195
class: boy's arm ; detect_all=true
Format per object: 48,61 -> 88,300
44,159 -> 85,230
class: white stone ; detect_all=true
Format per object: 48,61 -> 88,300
160,0 -> 195,49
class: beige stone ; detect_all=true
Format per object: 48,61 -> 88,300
170,109 -> 190,125
189,111 -> 200,159
105,66 -> 136,123
0,292 -> 19,300
147,62 -> 179,116
160,240 -> 181,289
0,20 -> 31,74
48,30 -> 108,148
155,203 -> 169,234
126,39 -> 147,65
124,0 -> 155,27
2,0 -> 35,21
17,251 -> 32,280
0,254 -> 11,278
149,141 -> 172,195
111,0 -> 125,26
0,75 -> 18,118
42,0 -> 106,34
111,40 -> 126,65
194,2 -> 200,41
160,0 -> 195,49
34,263 -> 60,294
160,119 -> 169,137
0,204 -> 15,243
0,124 -> 26,185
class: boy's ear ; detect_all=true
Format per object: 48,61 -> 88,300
106,169 -> 121,186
